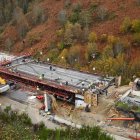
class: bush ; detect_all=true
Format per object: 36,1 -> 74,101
69,11 -> 80,24
100,34 -> 108,42
96,6 -> 108,21
116,101 -> 131,112
27,33 -> 41,46
107,35 -> 119,45
72,2 -> 82,13
132,33 -> 140,46
19,112 -> 32,126
120,17 -> 132,33
88,32 -> 97,43
89,3 -> 99,13
131,19 -> 140,33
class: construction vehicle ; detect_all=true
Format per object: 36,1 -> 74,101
0,77 -> 10,93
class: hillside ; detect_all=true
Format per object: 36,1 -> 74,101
0,0 -> 140,83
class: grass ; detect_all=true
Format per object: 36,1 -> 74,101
0,106 -> 114,140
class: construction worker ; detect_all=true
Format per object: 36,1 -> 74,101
50,65 -> 52,71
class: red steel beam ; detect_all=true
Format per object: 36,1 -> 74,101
107,118 -> 135,121
0,67 -> 75,102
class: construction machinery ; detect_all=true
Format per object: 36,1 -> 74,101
0,77 -> 10,93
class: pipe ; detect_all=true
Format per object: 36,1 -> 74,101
107,118 -> 135,121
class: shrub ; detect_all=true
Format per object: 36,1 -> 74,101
96,6 -> 108,21
107,35 -> 119,45
132,33 -> 140,46
46,48 -> 60,61
79,10 -> 92,27
72,2 -> 82,13
131,19 -> 140,33
56,29 -> 64,37
89,3 -> 99,13
88,32 -> 97,43
116,101 -> 131,111
64,0 -> 71,8
100,34 -> 108,42
120,17 -> 132,33
69,11 -> 80,24
19,112 -> 32,126
27,33 -> 41,46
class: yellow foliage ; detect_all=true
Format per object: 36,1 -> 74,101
131,19 -> 140,33
88,32 -> 97,43
107,35 -> 119,45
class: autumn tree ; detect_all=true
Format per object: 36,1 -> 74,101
97,6 -> 108,21
102,45 -> 114,58
131,19 -> 140,33
13,7 -> 29,39
68,45 -> 81,65
5,37 -> 13,52
57,49 -> 68,65
79,10 -> 92,27
72,23 -> 82,41
32,3 -> 46,25
120,17 -> 132,33
64,22 -> 74,46
85,42 -> 98,62
88,32 -> 97,43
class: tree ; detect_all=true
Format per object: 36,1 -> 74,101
58,10 -> 67,26
72,23 -> 82,41
88,32 -> 97,43
102,45 -> 114,58
97,6 -> 108,21
5,37 -> 13,52
85,42 -> 98,62
120,17 -> 132,33
68,45 -> 81,65
13,6 -> 29,39
79,10 -> 92,27
57,49 -> 68,65
132,33 -> 140,46
131,19 -> 140,33
64,22 -> 74,46
112,41 -> 124,57
32,3 -> 46,25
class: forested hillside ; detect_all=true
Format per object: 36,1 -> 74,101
0,0 -> 140,84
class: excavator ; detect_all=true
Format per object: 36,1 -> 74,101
0,77 -> 10,93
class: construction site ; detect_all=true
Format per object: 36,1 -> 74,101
0,52 -> 140,140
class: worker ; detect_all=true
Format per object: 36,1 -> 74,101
50,65 -> 52,71
85,104 -> 91,112
66,81 -> 68,85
